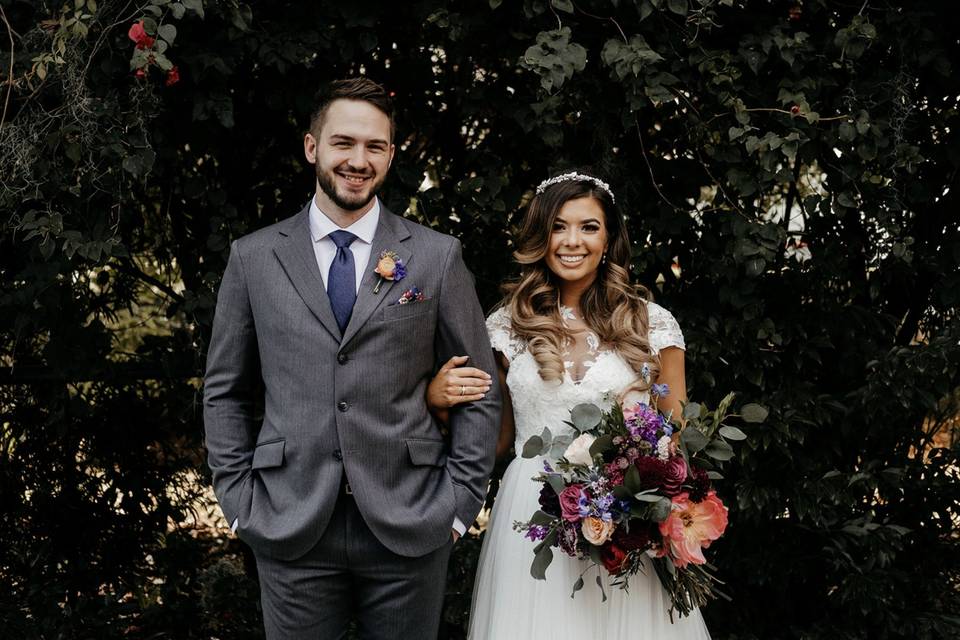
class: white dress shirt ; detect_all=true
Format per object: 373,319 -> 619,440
309,195 -> 380,291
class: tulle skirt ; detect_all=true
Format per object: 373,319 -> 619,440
467,455 -> 712,640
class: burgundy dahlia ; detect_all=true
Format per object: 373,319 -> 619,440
687,467 -> 712,502
612,522 -> 654,552
538,483 -> 561,516
634,456 -> 670,489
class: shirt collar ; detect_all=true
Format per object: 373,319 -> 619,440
309,195 -> 381,244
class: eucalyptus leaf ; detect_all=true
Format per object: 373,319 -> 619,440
650,497 -> 673,522
705,439 -> 735,461
682,402 -> 702,420
596,575 -> 608,602
634,493 -> 663,503
531,545 -> 554,580
571,575 -> 584,597
530,510 -> 554,526
547,474 -> 566,495
681,427 -> 709,453
521,435 -> 544,459
719,425 -> 748,441
570,403 -> 602,431
589,434 -> 614,458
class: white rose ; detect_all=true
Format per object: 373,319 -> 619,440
563,433 -> 597,467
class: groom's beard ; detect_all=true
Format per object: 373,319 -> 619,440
316,164 -> 386,212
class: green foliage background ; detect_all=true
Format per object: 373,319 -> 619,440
1,0 -> 958,638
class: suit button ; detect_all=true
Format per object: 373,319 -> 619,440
333,449 -> 343,461
337,353 -> 348,364
337,401 -> 349,412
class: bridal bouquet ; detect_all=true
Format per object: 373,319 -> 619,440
514,387 -> 766,619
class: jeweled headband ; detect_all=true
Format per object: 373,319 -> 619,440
534,172 -> 616,203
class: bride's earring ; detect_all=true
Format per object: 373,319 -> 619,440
601,252 -> 608,266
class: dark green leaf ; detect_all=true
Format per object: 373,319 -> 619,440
741,404 -> 769,423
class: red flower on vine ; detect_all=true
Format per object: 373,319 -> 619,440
128,20 -> 155,50
165,66 -> 180,86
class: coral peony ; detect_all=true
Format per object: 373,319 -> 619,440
658,491 -> 728,568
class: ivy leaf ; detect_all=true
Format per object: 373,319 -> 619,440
158,24 -> 177,44
551,0 -> 574,13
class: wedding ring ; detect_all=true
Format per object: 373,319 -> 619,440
459,385 -> 465,396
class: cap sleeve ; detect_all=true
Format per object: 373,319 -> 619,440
486,306 -> 525,363
646,301 -> 685,354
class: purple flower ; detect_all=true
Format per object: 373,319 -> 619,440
393,260 -> 407,281
651,383 -> 670,398
577,493 -> 592,518
525,525 -> 549,542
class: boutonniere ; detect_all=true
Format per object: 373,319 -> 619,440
373,250 -> 406,294
396,287 -> 426,305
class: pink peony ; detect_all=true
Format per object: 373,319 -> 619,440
558,484 -> 585,523
658,491 -> 728,568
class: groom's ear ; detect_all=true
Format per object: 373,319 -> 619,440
304,132 -> 318,164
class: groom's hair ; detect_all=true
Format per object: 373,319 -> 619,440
310,77 -> 395,141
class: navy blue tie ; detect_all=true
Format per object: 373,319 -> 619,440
327,230 -> 358,335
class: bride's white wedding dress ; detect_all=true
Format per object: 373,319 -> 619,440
467,301 -> 711,639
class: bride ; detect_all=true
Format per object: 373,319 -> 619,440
427,172 -> 711,639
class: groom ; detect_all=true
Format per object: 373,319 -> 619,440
203,77 -> 501,639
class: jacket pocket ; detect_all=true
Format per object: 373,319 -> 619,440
406,438 -> 447,467
378,297 -> 436,323
251,438 -> 285,470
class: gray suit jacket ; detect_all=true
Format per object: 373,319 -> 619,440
203,203 -> 501,560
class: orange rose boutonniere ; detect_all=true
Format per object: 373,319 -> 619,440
373,250 -> 406,293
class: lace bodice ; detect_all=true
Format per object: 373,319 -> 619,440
486,301 -> 685,454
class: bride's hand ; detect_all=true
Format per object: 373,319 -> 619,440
427,356 -> 492,414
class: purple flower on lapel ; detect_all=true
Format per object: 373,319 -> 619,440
373,250 -> 406,294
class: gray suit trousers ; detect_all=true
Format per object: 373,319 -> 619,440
254,489 -> 454,640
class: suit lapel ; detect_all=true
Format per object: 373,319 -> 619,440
340,207 -> 412,347
273,206 -> 342,341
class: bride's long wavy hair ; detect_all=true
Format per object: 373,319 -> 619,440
500,177 -> 660,390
